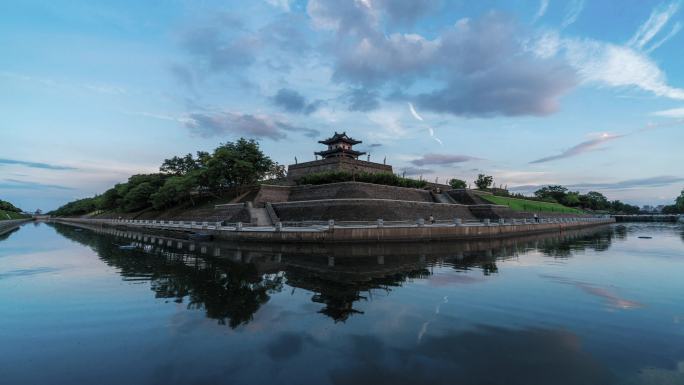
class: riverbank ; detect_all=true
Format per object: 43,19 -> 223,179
54,216 -> 614,243
0,219 -> 33,236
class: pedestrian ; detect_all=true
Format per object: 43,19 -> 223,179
534,213 -> 539,223
429,214 -> 435,224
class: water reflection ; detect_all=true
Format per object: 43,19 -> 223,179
0,226 -> 20,241
4,222 -> 684,385
51,222 -> 615,326
327,326 -> 613,385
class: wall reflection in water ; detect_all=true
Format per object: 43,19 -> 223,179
50,223 -> 614,326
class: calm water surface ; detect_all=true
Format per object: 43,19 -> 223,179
1,222 -> 683,385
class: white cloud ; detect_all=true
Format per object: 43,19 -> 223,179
529,30 -> 561,58
627,1 -> 680,50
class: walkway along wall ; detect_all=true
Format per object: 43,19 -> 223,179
0,219 -> 33,236
54,217 -> 614,244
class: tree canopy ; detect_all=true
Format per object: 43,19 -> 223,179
0,199 -> 22,213
449,178 -> 467,189
474,174 -> 494,190
49,138 -> 279,216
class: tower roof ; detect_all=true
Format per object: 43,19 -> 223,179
314,148 -> 366,158
318,131 -> 362,145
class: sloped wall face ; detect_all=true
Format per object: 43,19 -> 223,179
287,182 -> 434,203
287,157 -> 392,179
467,205 -> 591,220
253,185 -> 292,205
151,206 -> 251,223
272,199 -> 476,222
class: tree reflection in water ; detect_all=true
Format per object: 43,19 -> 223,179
50,222 -> 616,326
52,224 -> 283,328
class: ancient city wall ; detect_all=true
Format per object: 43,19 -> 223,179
272,199 -> 476,221
252,182 -> 435,205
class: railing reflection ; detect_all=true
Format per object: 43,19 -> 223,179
51,222 -> 615,325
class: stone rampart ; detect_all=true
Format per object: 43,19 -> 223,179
272,199 -> 476,221
287,157 -> 392,179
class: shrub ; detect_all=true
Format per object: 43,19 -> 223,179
448,178 -> 467,189
297,171 -> 427,188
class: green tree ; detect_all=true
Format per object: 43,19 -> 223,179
448,178 -> 467,189
0,199 -> 22,213
562,191 -> 581,207
581,191 -> 609,211
474,174 -> 494,190
122,182 -> 159,212
265,163 -> 287,180
150,172 -> 199,209
160,153 -> 204,176
534,185 -> 568,203
676,189 -> 684,211
206,139 -> 274,192
98,188 -> 121,211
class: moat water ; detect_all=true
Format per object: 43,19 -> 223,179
1,222 -> 683,385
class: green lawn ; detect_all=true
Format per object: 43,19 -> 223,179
479,195 -> 586,214
0,209 -> 29,220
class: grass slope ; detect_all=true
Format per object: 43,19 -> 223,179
0,209 -> 29,220
479,195 -> 586,214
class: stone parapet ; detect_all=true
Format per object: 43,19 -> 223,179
287,157 -> 392,179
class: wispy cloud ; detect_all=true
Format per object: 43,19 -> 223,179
265,0 -> 292,12
532,0 -> 550,22
645,21 -> 682,52
563,38 -> 684,100
408,102 -> 443,145
408,102 -> 424,121
561,0 -> 585,28
0,179 -> 74,190
411,153 -> 480,166
399,166 -> 433,176
569,176 -> 684,190
530,133 -> 623,164
627,1 -> 681,50
0,158 -> 77,171
185,111 -> 319,140
510,175 -> 684,193
653,107 -> 684,117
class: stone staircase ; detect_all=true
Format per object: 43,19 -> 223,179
432,192 -> 458,204
249,207 -> 273,226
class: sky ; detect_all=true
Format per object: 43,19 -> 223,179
1,0 -> 684,211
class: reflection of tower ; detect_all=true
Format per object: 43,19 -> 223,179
285,264 -> 431,323
312,291 -> 365,322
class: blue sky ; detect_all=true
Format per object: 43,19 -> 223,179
2,0 -> 684,211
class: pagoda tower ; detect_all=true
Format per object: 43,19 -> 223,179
314,132 -> 365,160
286,131 -> 392,180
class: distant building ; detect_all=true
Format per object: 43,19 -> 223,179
287,132 -> 392,180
